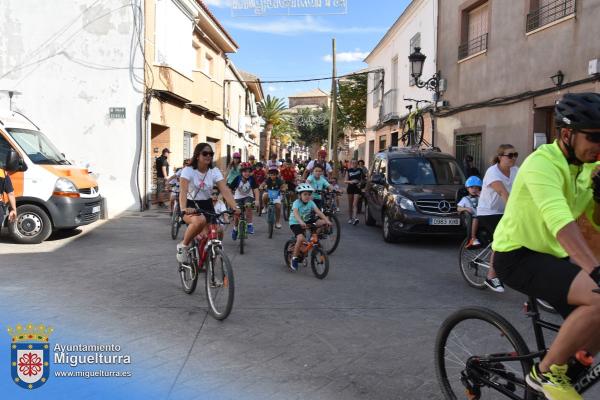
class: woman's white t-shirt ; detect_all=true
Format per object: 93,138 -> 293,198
180,166 -> 224,200
477,164 -> 519,216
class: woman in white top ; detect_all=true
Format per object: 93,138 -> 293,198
478,144 -> 520,292
177,143 -> 239,264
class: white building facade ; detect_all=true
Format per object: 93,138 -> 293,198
0,0 -> 146,217
364,0 -> 438,167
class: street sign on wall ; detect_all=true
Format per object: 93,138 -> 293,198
109,107 -> 126,119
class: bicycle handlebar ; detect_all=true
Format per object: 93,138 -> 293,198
403,97 -> 432,105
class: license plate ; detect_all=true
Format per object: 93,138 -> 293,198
429,217 -> 460,225
92,206 -> 101,214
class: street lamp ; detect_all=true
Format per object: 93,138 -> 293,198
408,47 -> 442,102
551,70 -> 564,87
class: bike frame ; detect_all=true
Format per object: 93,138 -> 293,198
465,298 -> 600,398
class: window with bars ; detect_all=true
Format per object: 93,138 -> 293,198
459,2 -> 489,60
527,0 -> 575,32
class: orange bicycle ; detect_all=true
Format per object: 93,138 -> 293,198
283,223 -> 329,279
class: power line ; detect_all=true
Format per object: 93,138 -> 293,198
225,68 -> 382,84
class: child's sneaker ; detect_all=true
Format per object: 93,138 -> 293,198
247,224 -> 254,234
290,257 -> 299,272
466,238 -> 481,248
231,229 -> 238,241
353,218 -> 359,226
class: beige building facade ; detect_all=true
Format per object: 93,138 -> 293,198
436,0 -> 600,172
144,0 -> 263,205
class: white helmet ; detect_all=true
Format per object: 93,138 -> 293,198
296,183 -> 314,194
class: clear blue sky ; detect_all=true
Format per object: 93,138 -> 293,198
204,0 -> 411,104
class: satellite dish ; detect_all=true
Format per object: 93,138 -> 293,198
0,90 -> 23,110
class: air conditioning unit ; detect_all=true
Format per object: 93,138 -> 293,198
589,59 -> 600,75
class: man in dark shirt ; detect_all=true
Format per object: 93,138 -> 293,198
155,148 -> 170,208
0,169 -> 17,227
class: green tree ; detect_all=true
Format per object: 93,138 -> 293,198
258,95 -> 286,158
294,106 -> 330,147
337,73 -> 367,133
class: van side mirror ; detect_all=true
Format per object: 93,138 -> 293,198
5,149 -> 26,172
371,173 -> 386,185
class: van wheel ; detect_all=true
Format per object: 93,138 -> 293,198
9,204 -> 52,244
382,212 -> 396,243
364,201 -> 376,226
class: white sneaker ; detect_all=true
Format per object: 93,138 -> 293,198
485,278 -> 505,293
262,207 -> 267,214
275,223 -> 282,229
348,218 -> 354,224
176,243 -> 190,264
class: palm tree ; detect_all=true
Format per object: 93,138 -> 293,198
258,95 -> 286,159
272,116 -> 299,157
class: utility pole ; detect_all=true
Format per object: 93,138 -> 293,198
328,38 -> 339,177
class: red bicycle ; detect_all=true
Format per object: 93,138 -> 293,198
178,208 -> 235,320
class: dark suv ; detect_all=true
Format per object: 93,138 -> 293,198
364,147 -> 465,242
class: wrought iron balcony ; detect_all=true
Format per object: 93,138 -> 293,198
381,89 -> 399,123
527,0 -> 575,32
458,33 -> 488,60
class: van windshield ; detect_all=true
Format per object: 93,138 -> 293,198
388,157 -> 465,185
7,128 -> 70,165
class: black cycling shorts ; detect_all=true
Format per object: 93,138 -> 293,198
494,248 -> 580,319
290,224 -> 305,237
235,196 -> 254,208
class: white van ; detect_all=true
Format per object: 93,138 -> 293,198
0,109 -> 102,243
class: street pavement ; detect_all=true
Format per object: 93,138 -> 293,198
1,203 -> 597,399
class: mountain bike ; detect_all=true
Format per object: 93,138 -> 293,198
458,212 -> 555,313
435,296 -> 600,399
170,196 -> 181,240
178,208 -> 235,320
400,98 -> 430,147
265,189 -> 280,239
235,201 -> 254,255
283,223 -> 330,279
315,190 -> 341,255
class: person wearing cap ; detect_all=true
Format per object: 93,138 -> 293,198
155,148 -> 170,208
303,149 -> 332,180
248,154 -> 256,166
226,152 -> 242,186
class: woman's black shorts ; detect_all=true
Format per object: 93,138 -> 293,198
477,214 -> 503,237
185,199 -> 215,215
494,248 -> 580,319
347,184 -> 361,195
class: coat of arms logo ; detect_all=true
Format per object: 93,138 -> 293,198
7,323 -> 53,390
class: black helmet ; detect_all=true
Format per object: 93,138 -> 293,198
555,92 -> 600,130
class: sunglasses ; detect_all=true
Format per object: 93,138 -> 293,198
501,152 -> 519,159
579,130 -> 600,144
201,151 -> 214,157
211,192 -> 219,196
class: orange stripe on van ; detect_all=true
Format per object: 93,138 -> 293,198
40,165 -> 97,190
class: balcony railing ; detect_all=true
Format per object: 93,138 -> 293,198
381,89 -> 398,123
458,33 -> 488,60
527,0 -> 575,32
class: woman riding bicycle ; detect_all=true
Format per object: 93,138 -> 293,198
477,143 -> 520,292
176,143 -> 239,264
493,93 -> 600,400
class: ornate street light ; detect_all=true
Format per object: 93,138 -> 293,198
408,47 -> 442,100
551,70 -> 564,87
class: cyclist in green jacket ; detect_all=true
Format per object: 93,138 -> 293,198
493,93 -> 600,400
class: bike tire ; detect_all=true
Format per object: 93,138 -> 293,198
239,222 -> 245,255
321,214 -> 341,255
268,206 -> 275,239
413,114 -> 425,146
282,196 -> 290,222
170,202 -> 181,240
400,120 -> 411,147
310,247 -> 329,279
435,307 -> 534,400
205,246 -> 235,320
458,238 -> 488,289
179,246 -> 199,294
283,239 -> 295,268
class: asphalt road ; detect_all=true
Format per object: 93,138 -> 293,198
1,203 -> 595,399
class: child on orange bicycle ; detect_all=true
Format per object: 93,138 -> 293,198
288,183 -> 331,271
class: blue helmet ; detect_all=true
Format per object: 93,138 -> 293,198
465,176 -> 482,188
